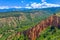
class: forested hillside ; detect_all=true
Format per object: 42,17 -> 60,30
0,7 -> 60,40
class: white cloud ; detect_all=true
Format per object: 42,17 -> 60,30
25,6 -> 32,9
25,4 -> 32,9
29,0 -> 60,8
0,1 -> 60,9
0,6 -> 9,9
41,2 -> 60,8
31,3 -> 42,8
13,6 -> 22,8
30,2 -> 60,8
0,6 -> 22,9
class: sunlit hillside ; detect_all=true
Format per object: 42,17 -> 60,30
0,7 -> 60,40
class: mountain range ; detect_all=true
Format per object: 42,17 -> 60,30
0,7 -> 60,13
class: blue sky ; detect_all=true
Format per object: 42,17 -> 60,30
0,0 -> 60,6
0,0 -> 60,9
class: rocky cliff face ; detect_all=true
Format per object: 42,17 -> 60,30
23,14 -> 60,40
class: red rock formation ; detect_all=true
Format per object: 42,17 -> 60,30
23,15 -> 60,40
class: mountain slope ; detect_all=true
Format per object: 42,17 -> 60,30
0,9 -> 53,40
23,14 -> 60,40
0,7 -> 60,40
